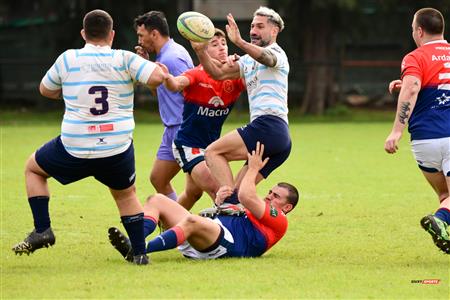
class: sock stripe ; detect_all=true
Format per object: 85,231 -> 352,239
144,215 -> 158,223
172,226 -> 186,246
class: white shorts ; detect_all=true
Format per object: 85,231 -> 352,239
411,137 -> 450,176
177,218 -> 234,259
172,141 -> 206,174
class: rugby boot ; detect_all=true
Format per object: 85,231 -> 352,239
420,215 -> 450,254
132,254 -> 149,265
12,228 -> 55,255
108,227 -> 133,262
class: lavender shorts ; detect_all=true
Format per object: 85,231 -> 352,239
157,125 -> 180,161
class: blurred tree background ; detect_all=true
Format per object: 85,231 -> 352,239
1,0 -> 449,114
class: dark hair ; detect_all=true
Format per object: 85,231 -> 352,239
277,182 -> 299,210
214,28 -> 226,38
134,11 -> 170,36
83,9 -> 113,40
415,8 -> 444,35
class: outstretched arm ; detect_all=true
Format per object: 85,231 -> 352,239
384,75 -> 421,154
156,62 -> 191,92
238,142 -> 269,219
145,64 -> 166,90
226,14 -> 277,67
191,42 -> 240,80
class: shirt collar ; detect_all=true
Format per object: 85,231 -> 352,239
424,39 -> 448,45
84,43 -> 112,50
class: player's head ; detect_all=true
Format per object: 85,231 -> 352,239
412,8 -> 444,47
206,28 -> 228,61
264,182 -> 299,215
250,7 -> 284,47
81,10 -> 114,45
134,11 -> 170,52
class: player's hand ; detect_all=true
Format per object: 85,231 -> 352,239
190,40 -> 208,52
155,62 -> 169,76
226,14 -> 244,47
135,45 -> 149,60
215,185 -> 234,206
384,131 -> 402,154
222,53 -> 240,66
247,142 -> 269,171
388,79 -> 402,94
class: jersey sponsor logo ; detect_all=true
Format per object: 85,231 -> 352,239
197,106 -> 230,117
199,82 -> 213,89
269,205 -> 278,217
87,124 -> 114,132
247,75 -> 258,95
100,124 -> 114,132
192,148 -> 200,154
208,96 -> 225,107
431,54 -> 450,61
436,93 -> 450,105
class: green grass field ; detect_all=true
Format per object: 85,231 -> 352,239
1,110 -> 449,299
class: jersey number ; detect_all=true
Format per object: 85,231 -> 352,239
89,86 -> 109,115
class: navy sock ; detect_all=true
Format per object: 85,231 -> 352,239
28,196 -> 50,233
143,215 -> 157,238
121,213 -> 145,256
224,190 -> 239,205
434,208 -> 450,225
146,226 -> 185,253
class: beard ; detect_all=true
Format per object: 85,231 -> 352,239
250,35 -> 270,47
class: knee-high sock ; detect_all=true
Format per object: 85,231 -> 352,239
146,226 -> 185,253
435,208 -> 450,225
121,213 -> 145,256
28,196 -> 50,233
144,215 -> 158,238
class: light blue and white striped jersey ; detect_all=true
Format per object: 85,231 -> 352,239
238,43 -> 289,124
41,43 -> 156,158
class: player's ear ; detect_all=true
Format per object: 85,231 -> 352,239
109,30 -> 115,45
80,29 -> 86,41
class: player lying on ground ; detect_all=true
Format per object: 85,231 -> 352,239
108,142 -> 299,261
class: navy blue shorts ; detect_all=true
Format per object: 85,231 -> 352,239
35,136 -> 136,190
237,115 -> 291,178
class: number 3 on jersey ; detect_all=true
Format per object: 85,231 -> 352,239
89,86 -> 109,115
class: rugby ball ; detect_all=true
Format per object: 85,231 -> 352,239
177,11 -> 214,42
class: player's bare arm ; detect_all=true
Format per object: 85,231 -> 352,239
226,13 -> 277,67
39,82 -> 61,100
156,62 -> 190,92
145,64 -> 166,89
238,142 -> 270,219
191,41 -> 240,80
384,75 -> 421,154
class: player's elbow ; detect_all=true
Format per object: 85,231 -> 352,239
39,83 -> 60,99
147,68 -> 165,88
237,189 -> 253,206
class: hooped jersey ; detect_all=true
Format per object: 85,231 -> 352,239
238,43 -> 289,124
41,43 -> 156,158
401,40 -> 450,140
175,65 -> 245,148
217,200 -> 288,257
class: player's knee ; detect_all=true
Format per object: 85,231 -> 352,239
439,193 -> 449,203
204,147 -> 216,164
181,214 -> 200,228
149,173 -> 160,187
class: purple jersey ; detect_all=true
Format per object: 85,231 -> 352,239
156,39 -> 193,126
